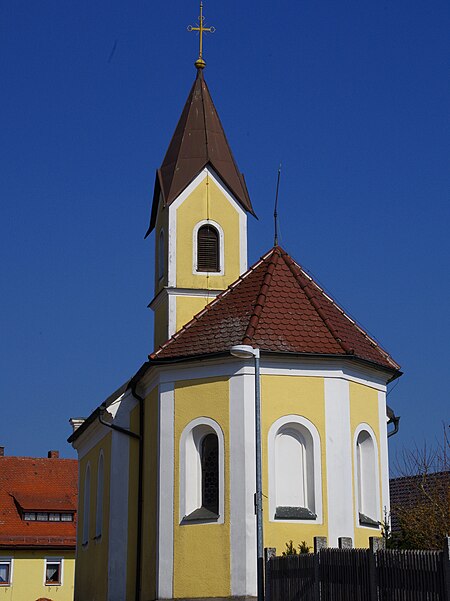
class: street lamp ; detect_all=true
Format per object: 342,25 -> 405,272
230,344 -> 264,601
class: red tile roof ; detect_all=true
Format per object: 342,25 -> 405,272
151,246 -> 400,373
146,69 -> 255,235
0,456 -> 77,549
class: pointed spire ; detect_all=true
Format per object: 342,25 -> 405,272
146,70 -> 255,236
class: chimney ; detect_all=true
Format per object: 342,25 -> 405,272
0,447 -> 4,457
48,450 -> 59,459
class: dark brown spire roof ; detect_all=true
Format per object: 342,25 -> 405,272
146,69 -> 255,236
151,246 -> 400,375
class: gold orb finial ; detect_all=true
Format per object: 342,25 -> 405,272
188,1 -> 215,69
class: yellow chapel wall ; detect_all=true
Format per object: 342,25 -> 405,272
176,175 -> 241,291
76,432 -> 112,601
173,377 -> 231,599
349,381 -> 383,548
0,550 -> 75,601
141,387 -> 159,601
126,407 -> 139,601
261,375 -> 328,553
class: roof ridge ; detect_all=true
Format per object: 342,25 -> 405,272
280,249 -> 399,369
150,248 -> 276,359
243,247 -> 280,345
280,250 -> 354,355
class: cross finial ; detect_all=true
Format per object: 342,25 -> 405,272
188,1 -> 215,69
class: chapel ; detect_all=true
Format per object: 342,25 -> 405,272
69,13 -> 401,601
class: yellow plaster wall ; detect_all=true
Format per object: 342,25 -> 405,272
176,176 -> 241,290
173,378 -> 231,599
349,381 -> 383,548
140,387 -> 159,601
75,432 -> 112,601
153,300 -> 169,351
261,375 -> 328,554
154,203 -> 169,295
176,295 -> 215,332
126,406 -> 140,601
0,550 -> 75,601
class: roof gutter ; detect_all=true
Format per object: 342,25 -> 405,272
387,413 -> 401,438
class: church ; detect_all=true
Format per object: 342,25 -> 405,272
69,10 -> 401,601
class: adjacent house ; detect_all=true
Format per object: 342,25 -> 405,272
0,447 -> 77,601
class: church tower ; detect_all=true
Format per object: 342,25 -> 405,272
146,64 -> 255,350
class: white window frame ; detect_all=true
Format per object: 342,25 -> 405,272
82,462 -> 91,546
353,423 -> 380,529
268,415 -> 323,523
179,417 -> 225,524
192,220 -> 225,276
0,558 -> 13,586
95,451 -> 104,540
44,557 -> 63,586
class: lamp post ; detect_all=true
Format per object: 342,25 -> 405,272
230,344 -> 264,601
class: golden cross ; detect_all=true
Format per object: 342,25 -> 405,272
188,1 -> 215,69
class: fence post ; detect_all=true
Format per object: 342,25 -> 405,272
338,537 -> 353,549
368,537 -> 383,601
443,537 -> 450,601
264,547 -> 276,601
313,537 -> 327,601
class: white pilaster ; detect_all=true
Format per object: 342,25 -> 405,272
229,370 -> 257,597
157,382 -> 174,599
378,390 -> 390,522
325,378 -> 354,546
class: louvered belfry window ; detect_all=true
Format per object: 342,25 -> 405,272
197,225 -> 220,272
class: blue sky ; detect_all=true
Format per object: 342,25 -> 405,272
1,0 -> 449,464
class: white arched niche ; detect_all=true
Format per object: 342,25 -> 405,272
179,417 -> 225,525
268,415 -> 322,523
354,423 -> 380,528
82,463 -> 91,546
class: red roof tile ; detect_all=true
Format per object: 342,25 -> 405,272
0,456 -> 77,549
151,246 -> 400,373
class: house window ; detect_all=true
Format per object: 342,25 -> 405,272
268,415 -> 323,522
197,225 -> 220,272
24,512 -> 36,520
45,558 -> 62,585
61,513 -> 73,522
179,418 -> 224,524
158,229 -> 165,279
0,560 -> 12,586
37,512 -> 48,521
95,452 -> 104,538
82,464 -> 91,545
355,427 -> 379,527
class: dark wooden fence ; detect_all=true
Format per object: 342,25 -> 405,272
266,539 -> 450,601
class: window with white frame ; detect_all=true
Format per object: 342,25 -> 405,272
179,418 -> 224,524
95,452 -> 104,539
82,464 -> 91,545
355,427 -> 379,527
268,415 -> 322,521
45,558 -> 62,585
0,559 -> 12,586
193,220 -> 224,275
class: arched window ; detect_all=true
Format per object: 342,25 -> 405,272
355,427 -> 379,527
268,415 -> 322,522
201,433 -> 219,515
158,229 -> 165,279
82,464 -> 91,546
197,225 -> 219,272
95,452 -> 104,539
179,418 -> 224,524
